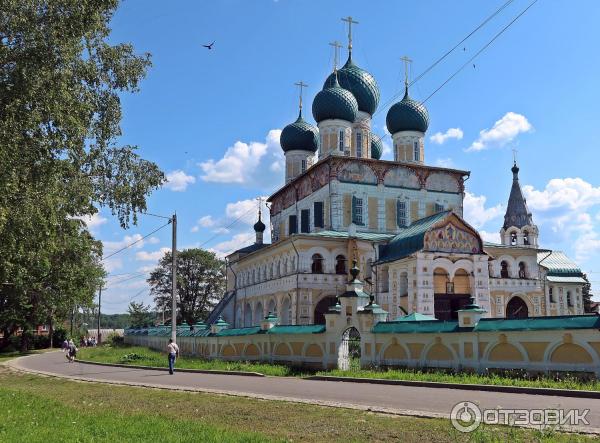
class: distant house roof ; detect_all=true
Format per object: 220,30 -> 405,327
372,314 -> 600,334
538,251 -> 583,277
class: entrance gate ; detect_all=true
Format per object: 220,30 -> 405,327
338,327 -> 361,370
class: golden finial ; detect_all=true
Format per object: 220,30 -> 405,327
294,81 -> 308,114
329,40 -> 342,72
400,55 -> 413,89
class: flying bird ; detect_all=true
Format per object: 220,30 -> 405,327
202,41 -> 215,50
473,64 -> 476,69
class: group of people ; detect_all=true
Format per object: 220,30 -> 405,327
80,337 -> 97,347
61,339 -> 78,363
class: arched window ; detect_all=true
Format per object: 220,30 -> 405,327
518,261 -> 527,279
335,255 -> 347,275
567,291 -> 573,307
500,261 -> 510,278
510,232 -> 517,246
549,287 -> 555,303
523,230 -> 530,245
311,254 -> 324,274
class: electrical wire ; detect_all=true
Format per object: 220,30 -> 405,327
374,0 -> 516,117
197,204 -> 259,249
422,0 -> 539,104
102,221 -> 171,261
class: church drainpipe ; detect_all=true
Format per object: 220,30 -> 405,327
372,243 -> 379,306
290,237 -> 300,325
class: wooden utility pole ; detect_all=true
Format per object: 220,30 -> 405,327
171,213 -> 177,342
97,285 -> 102,343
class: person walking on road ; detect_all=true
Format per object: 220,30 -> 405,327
66,339 -> 78,363
167,338 -> 179,375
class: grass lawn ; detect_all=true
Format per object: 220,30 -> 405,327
79,344 -> 600,392
0,367 -> 594,442
0,349 -> 49,363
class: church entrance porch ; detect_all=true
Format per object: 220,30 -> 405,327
434,294 -> 471,320
314,296 -> 337,325
338,327 -> 361,370
506,296 -> 529,319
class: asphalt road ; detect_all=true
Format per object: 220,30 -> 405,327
9,351 -> 600,433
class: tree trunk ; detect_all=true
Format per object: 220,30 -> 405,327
48,316 -> 54,349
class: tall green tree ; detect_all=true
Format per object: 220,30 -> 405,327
127,301 -> 154,327
0,0 -> 164,348
149,249 -> 226,325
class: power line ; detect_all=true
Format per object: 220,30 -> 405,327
102,221 -> 171,261
198,204 -> 259,249
374,0 -> 516,117
422,0 -> 539,104
371,0 -> 539,147
375,0 -> 516,115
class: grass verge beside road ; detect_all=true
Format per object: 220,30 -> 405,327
0,367 -> 593,442
79,344 -> 600,392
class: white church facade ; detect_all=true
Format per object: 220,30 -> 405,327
208,32 -> 586,329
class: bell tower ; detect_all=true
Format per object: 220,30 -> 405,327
500,160 -> 538,247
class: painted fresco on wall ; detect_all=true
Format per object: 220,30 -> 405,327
425,172 -> 460,193
338,162 -> 378,185
424,222 -> 481,254
383,166 -> 420,189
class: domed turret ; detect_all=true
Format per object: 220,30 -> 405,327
312,74 -> 358,123
254,209 -> 266,245
280,111 -> 319,153
323,54 -> 380,116
370,133 -> 383,160
386,87 -> 429,134
386,86 -> 429,164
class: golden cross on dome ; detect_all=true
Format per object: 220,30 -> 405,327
256,196 -> 263,218
341,16 -> 359,53
294,81 -> 308,112
329,40 -> 342,71
512,148 -> 518,165
400,55 -> 413,88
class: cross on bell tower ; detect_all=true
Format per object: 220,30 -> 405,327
400,55 -> 413,89
329,40 -> 342,72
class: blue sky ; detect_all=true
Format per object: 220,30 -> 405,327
93,0 -> 600,313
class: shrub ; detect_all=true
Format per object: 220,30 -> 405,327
106,332 -> 124,347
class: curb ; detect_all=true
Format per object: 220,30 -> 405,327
75,359 -> 266,377
305,375 -> 600,399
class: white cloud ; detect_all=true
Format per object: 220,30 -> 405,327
212,227 -> 230,235
190,226 -> 199,233
103,257 -> 123,273
225,197 -> 269,225
72,213 -> 107,232
463,192 -> 503,230
147,237 -> 160,244
103,234 -> 145,255
136,265 -> 156,273
466,112 -> 532,152
199,129 -> 283,187
430,128 -> 463,145
164,170 -> 196,192
523,178 -> 600,212
209,233 -> 256,258
198,215 -> 216,228
435,158 -> 455,168
135,247 -> 170,262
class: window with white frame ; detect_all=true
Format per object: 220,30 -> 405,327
339,130 -> 344,151
434,203 -> 444,213
352,196 -> 363,225
356,132 -> 363,157
301,159 -> 307,173
413,141 -> 420,161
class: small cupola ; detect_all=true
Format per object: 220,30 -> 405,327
254,207 -> 266,245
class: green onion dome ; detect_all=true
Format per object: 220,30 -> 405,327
280,111 -> 319,153
370,133 -> 383,160
386,87 -> 430,134
312,74 -> 358,123
323,55 -> 380,116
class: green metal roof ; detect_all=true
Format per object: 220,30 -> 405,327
538,251 -> 583,277
395,313 -> 437,322
474,315 -> 600,332
386,87 -> 430,134
378,211 -> 451,263
372,315 -> 600,334
324,54 -> 380,115
268,324 -> 326,334
303,230 -> 394,242
215,327 -> 262,337
312,74 -> 358,123
372,320 -> 460,334
280,111 -> 320,153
